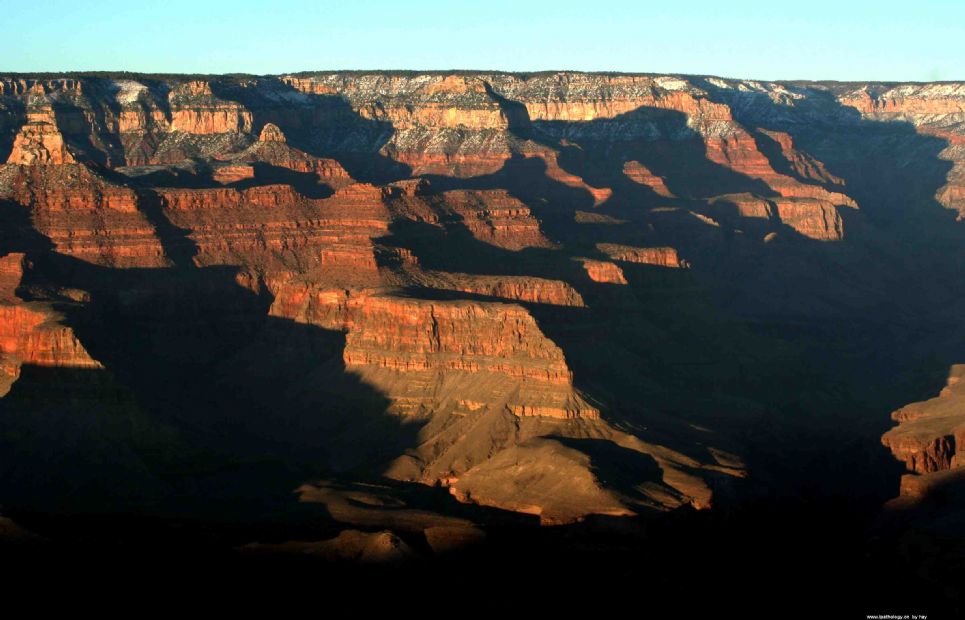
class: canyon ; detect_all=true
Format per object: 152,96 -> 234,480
1,71 -> 965,609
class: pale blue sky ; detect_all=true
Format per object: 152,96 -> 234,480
2,0 -> 962,81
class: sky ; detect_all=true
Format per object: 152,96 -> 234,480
1,0 -> 962,81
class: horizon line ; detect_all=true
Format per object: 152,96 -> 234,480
0,69 -> 962,86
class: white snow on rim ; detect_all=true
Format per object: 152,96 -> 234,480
654,76 -> 690,91
114,80 -> 147,105
887,83 -> 965,99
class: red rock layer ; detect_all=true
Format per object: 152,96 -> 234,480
438,189 -> 554,251
839,85 -> 965,116
622,160 -> 675,198
491,75 -> 733,129
0,78 -> 84,97
883,365 -> 965,476
283,74 -> 524,178
596,243 -> 683,268
6,85 -> 76,165
158,182 -> 390,277
269,287 -> 572,382
0,252 -> 100,374
395,152 -> 511,179
212,164 -> 255,184
227,123 -> 354,187
706,192 -> 844,240
0,164 -> 168,267
342,296 -> 572,382
705,131 -> 857,208
708,193 -> 775,220
0,304 -> 99,369
0,253 -> 26,301
417,271 -> 586,307
168,80 -> 253,135
756,129 -> 845,187
770,198 -> 844,241
268,287 -> 597,420
535,150 -> 612,206
577,258 -> 628,284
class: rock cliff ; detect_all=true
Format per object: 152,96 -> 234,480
883,365 -> 965,504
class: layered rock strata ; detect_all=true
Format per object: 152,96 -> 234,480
3,70 -> 964,526
883,365 -> 965,479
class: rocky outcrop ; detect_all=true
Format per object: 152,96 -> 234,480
709,193 -> 775,220
346,75 -> 517,131
258,122 -> 286,143
756,129 -> 845,187
340,295 -> 574,383
704,129 -> 858,211
6,85 -> 75,165
483,73 -> 732,128
0,251 -> 100,396
413,270 -> 586,306
230,123 -> 354,187
0,164 -> 168,267
283,73 -> 523,178
269,283 -> 601,426
0,303 -> 99,370
705,192 -> 845,240
577,258 -> 628,284
0,252 -> 26,300
537,150 -> 612,205
883,365 -> 965,476
839,83 -> 965,117
157,182 -> 389,276
439,189 -> 554,250
770,197 -> 845,241
596,243 -> 683,268
623,160 -> 675,197
168,80 -> 253,135
211,163 -> 255,184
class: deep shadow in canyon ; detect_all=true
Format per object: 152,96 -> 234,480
0,193 -> 420,520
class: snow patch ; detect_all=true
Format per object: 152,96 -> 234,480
886,83 -> 965,99
114,80 -> 147,105
654,76 -> 689,91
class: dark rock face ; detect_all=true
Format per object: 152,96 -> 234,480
2,71 -> 965,610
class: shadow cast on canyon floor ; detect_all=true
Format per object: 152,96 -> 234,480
0,195 -> 420,521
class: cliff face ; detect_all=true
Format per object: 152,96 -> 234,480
883,366 -> 965,493
6,85 -> 76,165
1,70 -> 964,526
0,252 -> 100,396
837,83 -> 965,219
877,360 -> 965,560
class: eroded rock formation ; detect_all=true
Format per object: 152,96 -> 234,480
883,365 -> 965,499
